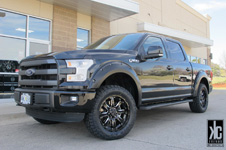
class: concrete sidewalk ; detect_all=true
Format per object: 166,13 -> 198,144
0,98 -> 15,104
0,98 -> 27,126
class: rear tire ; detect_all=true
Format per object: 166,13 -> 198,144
33,117 -> 59,124
189,83 -> 208,113
85,85 -> 137,140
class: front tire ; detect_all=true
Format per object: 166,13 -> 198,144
189,83 -> 208,113
85,85 -> 137,140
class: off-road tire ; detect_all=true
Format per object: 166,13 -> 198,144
85,85 -> 137,140
189,83 -> 208,113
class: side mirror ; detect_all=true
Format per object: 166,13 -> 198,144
145,46 -> 163,59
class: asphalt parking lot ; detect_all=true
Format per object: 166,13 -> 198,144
0,90 -> 225,150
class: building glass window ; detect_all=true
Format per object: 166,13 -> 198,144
29,42 -> 49,55
197,58 -> 201,64
29,17 -> 50,40
0,36 -> 25,60
0,10 -> 26,37
203,59 -> 207,65
77,28 -> 89,49
0,9 -> 51,61
191,56 -> 197,63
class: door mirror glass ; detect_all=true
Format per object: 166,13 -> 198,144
145,46 -> 163,59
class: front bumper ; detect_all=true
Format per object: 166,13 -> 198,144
14,88 -> 96,121
26,108 -> 85,122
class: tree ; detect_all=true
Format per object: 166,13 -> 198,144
211,63 -> 221,77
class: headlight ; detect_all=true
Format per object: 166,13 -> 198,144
65,59 -> 93,82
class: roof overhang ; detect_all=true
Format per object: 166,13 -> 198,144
39,0 -> 139,21
137,22 -> 213,48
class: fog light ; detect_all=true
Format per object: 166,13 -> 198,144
70,96 -> 78,102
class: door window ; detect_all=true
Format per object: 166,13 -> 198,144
141,37 -> 166,58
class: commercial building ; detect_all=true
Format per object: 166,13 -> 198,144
0,0 -> 213,65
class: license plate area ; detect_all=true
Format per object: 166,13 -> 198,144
20,93 -> 32,105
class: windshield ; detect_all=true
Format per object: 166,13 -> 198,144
84,34 -> 143,50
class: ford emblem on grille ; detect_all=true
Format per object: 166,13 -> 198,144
25,69 -> 35,76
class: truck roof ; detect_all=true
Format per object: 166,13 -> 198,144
111,32 -> 181,44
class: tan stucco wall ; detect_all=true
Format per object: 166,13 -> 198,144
0,0 -> 53,19
175,0 -> 208,38
52,7 -> 110,51
52,5 -> 77,52
111,0 -> 209,38
110,0 -> 210,63
77,13 -> 91,30
184,46 -> 207,59
91,17 -> 110,43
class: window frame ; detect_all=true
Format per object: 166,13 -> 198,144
0,8 -> 52,59
77,27 -> 90,49
187,55 -> 191,62
166,39 -> 186,61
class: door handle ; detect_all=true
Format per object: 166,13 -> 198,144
186,67 -> 191,72
167,65 -> 173,70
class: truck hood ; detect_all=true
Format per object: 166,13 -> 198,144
27,49 -> 138,60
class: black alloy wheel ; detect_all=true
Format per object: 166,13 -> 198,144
99,95 -> 130,132
199,87 -> 207,108
189,83 -> 208,113
85,85 -> 137,140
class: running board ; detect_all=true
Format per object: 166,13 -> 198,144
139,99 -> 193,110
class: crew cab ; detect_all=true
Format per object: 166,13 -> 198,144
14,33 -> 213,140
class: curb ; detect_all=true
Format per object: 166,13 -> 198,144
0,93 -> 14,99
213,88 -> 226,90
0,113 -> 27,120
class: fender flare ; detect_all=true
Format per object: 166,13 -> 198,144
193,71 -> 210,97
88,61 -> 142,105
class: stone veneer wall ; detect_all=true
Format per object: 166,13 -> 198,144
91,17 -> 110,43
52,5 -> 77,52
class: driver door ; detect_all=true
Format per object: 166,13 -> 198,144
138,36 -> 174,103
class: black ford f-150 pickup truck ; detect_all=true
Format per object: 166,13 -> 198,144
15,33 -> 213,140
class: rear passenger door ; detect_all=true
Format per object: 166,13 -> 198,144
166,40 -> 192,96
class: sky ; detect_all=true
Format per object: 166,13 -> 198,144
182,0 -> 226,67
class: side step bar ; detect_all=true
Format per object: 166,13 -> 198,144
139,99 -> 193,110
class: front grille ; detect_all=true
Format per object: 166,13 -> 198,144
21,64 -> 57,70
21,75 -> 57,80
19,58 -> 58,89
